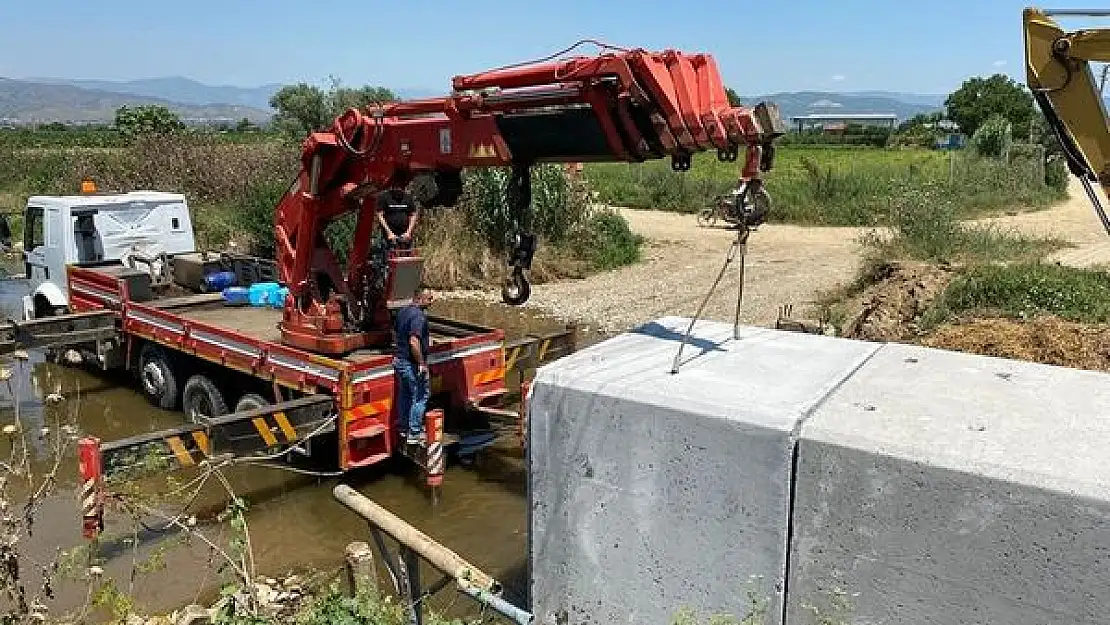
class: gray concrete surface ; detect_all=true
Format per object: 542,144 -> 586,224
789,342 -> 1110,625
527,316 -> 880,625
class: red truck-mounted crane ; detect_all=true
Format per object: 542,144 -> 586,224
0,44 -> 785,540
273,42 -> 785,354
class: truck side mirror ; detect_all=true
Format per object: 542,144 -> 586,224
0,215 -> 12,252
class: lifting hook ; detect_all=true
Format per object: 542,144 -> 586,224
502,266 -> 532,305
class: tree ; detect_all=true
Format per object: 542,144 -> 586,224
725,87 -> 742,107
269,78 -> 397,137
897,111 -> 944,133
114,104 -> 184,136
269,83 -> 329,136
944,74 -> 1034,140
235,117 -> 257,132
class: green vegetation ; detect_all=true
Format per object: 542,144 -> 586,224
268,79 -> 397,137
945,74 -> 1035,140
586,145 -> 1064,226
114,104 -> 186,137
0,125 -> 642,289
858,182 -> 1066,265
928,263 -> 1110,326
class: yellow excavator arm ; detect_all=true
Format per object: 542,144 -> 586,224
1024,7 -> 1110,232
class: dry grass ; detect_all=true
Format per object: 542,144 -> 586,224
922,315 -> 1110,372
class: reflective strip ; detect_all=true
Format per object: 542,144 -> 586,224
192,431 -> 210,455
427,441 -> 444,475
253,417 -> 279,447
80,478 -> 97,514
128,309 -> 184,335
191,329 -> 262,360
268,352 -> 340,382
472,367 -> 505,386
505,347 -> 520,372
427,342 -> 501,366
71,283 -> 120,306
166,436 -> 194,466
351,365 -> 394,385
344,400 -> 392,420
272,411 -> 297,442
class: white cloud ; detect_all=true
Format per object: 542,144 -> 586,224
993,60 -> 1007,67
831,74 -> 846,81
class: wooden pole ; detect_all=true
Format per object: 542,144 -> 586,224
332,485 -> 497,591
344,541 -> 378,598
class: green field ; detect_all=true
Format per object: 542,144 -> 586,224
585,146 -> 1066,226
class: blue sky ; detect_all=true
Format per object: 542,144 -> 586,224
1,0 -> 1104,95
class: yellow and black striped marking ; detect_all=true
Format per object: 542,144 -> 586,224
100,395 -> 336,482
165,431 -> 211,467
251,411 -> 298,447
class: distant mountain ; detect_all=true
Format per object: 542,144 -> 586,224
740,91 -> 944,122
31,76 -> 283,111
839,91 -> 947,107
0,78 -> 272,124
0,74 -> 952,128
32,77 -> 449,112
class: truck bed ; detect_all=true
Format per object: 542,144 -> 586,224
158,293 -> 493,364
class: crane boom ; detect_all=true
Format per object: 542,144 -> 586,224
274,44 -> 786,354
1024,7 -> 1110,233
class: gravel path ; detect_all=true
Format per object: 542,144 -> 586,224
445,176 -> 1110,334
977,176 -> 1110,268
449,209 -> 864,334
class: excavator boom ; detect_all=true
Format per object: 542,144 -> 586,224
1024,7 -> 1110,232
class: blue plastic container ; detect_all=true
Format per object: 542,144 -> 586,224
221,286 -> 250,306
248,282 -> 282,307
203,271 -> 237,292
268,286 -> 290,308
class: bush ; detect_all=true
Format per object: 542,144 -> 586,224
970,114 -> 1012,158
578,209 -> 644,270
1046,156 -> 1068,192
861,182 -> 1065,264
460,164 -> 592,250
931,263 -> 1110,324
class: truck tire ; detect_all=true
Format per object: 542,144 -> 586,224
183,374 -> 228,423
235,393 -> 270,412
138,344 -> 179,410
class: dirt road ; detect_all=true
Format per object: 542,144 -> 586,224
978,175 -> 1110,267
453,210 -> 865,333
448,176 -> 1110,334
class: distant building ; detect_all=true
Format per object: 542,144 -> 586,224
790,113 -> 899,132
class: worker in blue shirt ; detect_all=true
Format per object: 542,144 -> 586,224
394,286 -> 434,445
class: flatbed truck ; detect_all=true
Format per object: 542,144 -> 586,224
0,190 -> 574,539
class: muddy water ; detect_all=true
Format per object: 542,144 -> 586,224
0,293 -> 599,622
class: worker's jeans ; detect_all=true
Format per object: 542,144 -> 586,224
394,358 -> 429,436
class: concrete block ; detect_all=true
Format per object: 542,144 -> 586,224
527,317 -> 879,625
789,342 -> 1110,625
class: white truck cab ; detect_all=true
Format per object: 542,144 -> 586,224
12,190 -> 197,319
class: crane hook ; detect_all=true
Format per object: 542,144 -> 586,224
502,266 -> 531,305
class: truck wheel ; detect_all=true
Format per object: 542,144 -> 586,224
235,393 -> 270,412
138,344 -> 179,410
183,374 -> 228,423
